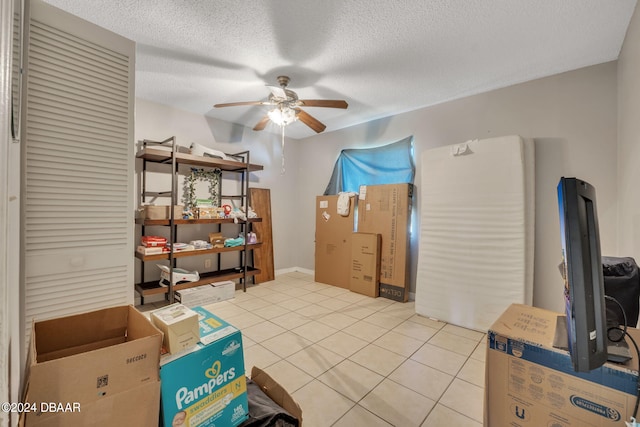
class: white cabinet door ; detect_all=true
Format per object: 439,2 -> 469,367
22,0 -> 134,338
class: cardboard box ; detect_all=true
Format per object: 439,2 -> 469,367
21,381 -> 160,427
209,232 -> 225,248
357,184 -> 413,301
485,303 -> 640,427
137,245 -> 165,255
197,206 -> 222,219
151,303 -> 200,354
249,366 -> 303,425
20,305 -> 162,427
350,232 -> 381,297
315,195 -> 356,288
141,235 -> 167,246
160,306 -> 248,427
140,204 -> 184,220
175,281 -> 236,307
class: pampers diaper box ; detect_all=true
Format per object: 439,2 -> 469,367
160,306 -> 248,427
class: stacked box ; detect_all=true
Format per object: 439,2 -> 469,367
486,303 -> 640,427
151,303 -> 200,354
160,306 -> 248,427
357,184 -> 413,301
350,232 -> 381,297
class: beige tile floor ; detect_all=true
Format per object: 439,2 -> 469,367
140,272 -> 486,427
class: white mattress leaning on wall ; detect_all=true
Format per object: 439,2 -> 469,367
415,135 -> 535,332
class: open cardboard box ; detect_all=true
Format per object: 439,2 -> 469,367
20,305 -> 162,426
248,366 -> 303,426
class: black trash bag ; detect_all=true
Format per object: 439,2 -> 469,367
603,256 -> 640,327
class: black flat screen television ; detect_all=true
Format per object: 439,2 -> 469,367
557,177 -> 608,372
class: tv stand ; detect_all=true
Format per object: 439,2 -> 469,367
553,314 -> 632,364
606,318 -> 632,363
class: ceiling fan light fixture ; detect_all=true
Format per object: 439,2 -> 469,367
267,105 -> 298,127
215,75 -> 347,133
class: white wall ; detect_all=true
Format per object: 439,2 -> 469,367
295,62 -> 619,313
134,99 -> 300,283
135,62 -> 621,314
618,4 -> 640,261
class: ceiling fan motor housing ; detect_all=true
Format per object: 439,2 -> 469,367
214,74 -> 347,133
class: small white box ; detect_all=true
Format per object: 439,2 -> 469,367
150,303 -> 200,354
174,281 -> 236,307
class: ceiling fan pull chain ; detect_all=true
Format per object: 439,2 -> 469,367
281,125 -> 286,175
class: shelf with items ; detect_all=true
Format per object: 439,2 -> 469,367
136,147 -> 264,172
135,242 -> 263,262
135,217 -> 263,226
134,136 -> 263,305
134,266 -> 261,297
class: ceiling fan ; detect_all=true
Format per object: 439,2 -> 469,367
214,76 -> 348,133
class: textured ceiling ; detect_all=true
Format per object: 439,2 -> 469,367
43,0 -> 637,139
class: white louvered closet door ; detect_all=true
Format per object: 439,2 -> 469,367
23,0 -> 134,337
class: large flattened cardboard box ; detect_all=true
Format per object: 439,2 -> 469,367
350,232 -> 381,297
160,306 -> 248,427
315,194 -> 355,288
486,303 -> 640,427
20,305 -> 162,427
357,183 -> 412,301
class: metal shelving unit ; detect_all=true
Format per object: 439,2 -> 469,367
135,137 -> 264,304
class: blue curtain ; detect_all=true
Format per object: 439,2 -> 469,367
324,136 -> 415,195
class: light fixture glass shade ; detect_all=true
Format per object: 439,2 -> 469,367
268,106 -> 298,126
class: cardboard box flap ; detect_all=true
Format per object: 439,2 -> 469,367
251,366 -> 303,424
34,305 -> 129,360
128,306 -> 165,340
38,337 -> 126,363
489,303 -> 559,348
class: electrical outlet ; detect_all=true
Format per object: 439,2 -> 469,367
204,259 -> 212,269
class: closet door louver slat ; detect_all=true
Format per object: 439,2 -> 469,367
24,1 -> 134,336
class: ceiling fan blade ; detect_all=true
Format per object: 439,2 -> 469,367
214,101 -> 272,108
267,85 -> 287,100
253,115 -> 270,131
295,108 -> 326,133
298,99 -> 348,109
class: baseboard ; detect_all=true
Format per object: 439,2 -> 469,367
135,268 -> 415,305
275,267 -> 314,276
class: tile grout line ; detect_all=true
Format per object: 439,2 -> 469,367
142,273 -> 486,426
